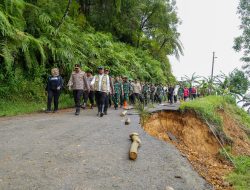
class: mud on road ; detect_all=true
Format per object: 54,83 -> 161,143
0,107 -> 211,190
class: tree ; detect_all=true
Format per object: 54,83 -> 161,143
77,0 -> 183,60
181,73 -> 201,87
237,94 -> 250,113
228,69 -> 249,96
234,0 -> 250,75
0,0 -> 177,100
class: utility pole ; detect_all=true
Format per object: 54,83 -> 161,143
211,52 -> 216,81
210,52 -> 217,94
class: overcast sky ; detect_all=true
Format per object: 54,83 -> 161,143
170,0 -> 243,80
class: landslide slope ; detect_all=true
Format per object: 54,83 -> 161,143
143,96 -> 250,190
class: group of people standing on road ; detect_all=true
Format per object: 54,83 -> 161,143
45,65 -> 199,117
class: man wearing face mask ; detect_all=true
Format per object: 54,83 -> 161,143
68,64 -> 89,116
90,66 -> 111,117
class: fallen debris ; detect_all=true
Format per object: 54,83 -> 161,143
125,118 -> 131,125
165,186 -> 174,190
129,133 -> 141,160
120,110 -> 127,117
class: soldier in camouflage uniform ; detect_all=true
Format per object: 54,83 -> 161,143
150,84 -> 156,103
155,84 -> 164,104
142,83 -> 150,105
113,77 -> 123,110
123,76 -> 130,108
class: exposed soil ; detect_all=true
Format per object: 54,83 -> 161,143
143,110 -> 250,190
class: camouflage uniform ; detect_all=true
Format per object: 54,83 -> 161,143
123,82 -> 130,102
113,81 -> 123,109
150,85 -> 156,103
142,84 -> 150,105
156,85 -> 164,104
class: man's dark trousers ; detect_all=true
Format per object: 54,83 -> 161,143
73,90 -> 83,112
95,91 -> 107,114
83,90 -> 95,106
104,93 -> 111,113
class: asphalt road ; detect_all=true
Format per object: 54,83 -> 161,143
0,105 -> 212,190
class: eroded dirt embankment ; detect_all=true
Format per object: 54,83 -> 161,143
143,110 -> 250,190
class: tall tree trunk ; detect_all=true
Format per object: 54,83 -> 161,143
57,0 -> 72,28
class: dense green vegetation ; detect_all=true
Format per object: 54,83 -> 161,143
228,156 -> 250,190
180,95 -> 250,129
0,0 -> 180,107
0,94 -> 72,116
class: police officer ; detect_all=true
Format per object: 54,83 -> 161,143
68,64 -> 89,115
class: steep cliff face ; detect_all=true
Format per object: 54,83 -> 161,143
143,110 -> 250,190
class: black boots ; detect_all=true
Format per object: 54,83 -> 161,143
75,107 -> 80,115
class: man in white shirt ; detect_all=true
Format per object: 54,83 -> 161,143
90,66 -> 111,117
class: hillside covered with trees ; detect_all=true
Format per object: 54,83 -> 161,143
0,0 -> 182,104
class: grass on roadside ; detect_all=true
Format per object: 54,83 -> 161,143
0,93 -> 73,117
179,95 -> 250,128
227,156 -> 250,190
134,100 -> 150,125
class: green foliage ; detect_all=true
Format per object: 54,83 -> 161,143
134,100 -> 150,125
188,69 -> 249,97
78,0 -> 183,60
227,156 -> 250,190
181,72 -> 201,87
180,96 -> 226,126
234,0 -> 250,75
0,93 -> 73,116
228,69 -> 249,96
180,95 -> 250,133
0,0 -> 177,103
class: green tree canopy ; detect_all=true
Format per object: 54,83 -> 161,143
0,0 -> 178,100
234,0 -> 250,75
